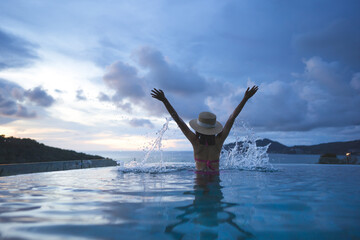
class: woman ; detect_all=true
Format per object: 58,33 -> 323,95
151,85 -> 258,174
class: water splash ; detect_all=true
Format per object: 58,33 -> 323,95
140,118 -> 169,168
117,118 -> 193,173
118,119 -> 274,173
220,121 -> 274,171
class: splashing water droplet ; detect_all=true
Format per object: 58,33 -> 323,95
118,118 -> 177,173
140,118 -> 170,168
220,120 -> 274,171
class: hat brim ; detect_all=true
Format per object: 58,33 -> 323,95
189,119 -> 223,135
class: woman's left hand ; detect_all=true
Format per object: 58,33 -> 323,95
151,88 -> 166,102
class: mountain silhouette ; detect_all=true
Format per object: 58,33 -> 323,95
224,138 -> 360,155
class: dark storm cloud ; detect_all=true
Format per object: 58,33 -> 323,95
294,19 -> 360,69
0,29 -> 38,70
0,79 -> 55,124
128,118 -> 154,128
25,86 -> 55,107
171,0 -> 360,84
241,57 -> 360,131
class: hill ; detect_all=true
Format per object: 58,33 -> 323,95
224,138 -> 360,155
0,135 -> 104,164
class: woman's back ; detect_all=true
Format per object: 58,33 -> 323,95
192,136 -> 223,173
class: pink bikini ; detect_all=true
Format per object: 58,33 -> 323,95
194,140 -> 221,175
195,158 -> 219,175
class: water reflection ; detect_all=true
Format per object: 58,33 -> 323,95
165,174 -> 253,239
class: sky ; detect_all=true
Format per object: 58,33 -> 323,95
0,0 -> 359,151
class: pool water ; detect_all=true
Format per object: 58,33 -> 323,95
1,163 -> 360,239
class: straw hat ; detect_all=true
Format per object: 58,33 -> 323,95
189,112 -> 223,135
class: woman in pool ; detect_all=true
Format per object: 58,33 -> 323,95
151,86 -> 258,174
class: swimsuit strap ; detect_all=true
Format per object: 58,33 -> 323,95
195,158 -> 219,171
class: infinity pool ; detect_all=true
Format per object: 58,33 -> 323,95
1,164 -> 360,239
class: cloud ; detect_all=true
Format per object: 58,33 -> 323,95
350,72 -> 360,91
302,56 -> 354,96
102,47 -> 360,133
0,29 -> 38,70
128,118 -> 154,128
102,47 -> 225,118
102,61 -> 146,112
104,61 -> 145,99
76,89 -> 87,101
0,79 -> 36,119
97,92 -> 111,102
242,57 -> 360,131
25,86 -> 55,107
294,19 -> 360,69
16,105 -> 36,118
0,79 -> 55,124
134,47 -> 207,95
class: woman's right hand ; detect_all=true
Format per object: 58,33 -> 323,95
151,88 -> 166,102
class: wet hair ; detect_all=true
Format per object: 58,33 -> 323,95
196,132 -> 215,145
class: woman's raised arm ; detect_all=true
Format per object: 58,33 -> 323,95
151,88 -> 197,145
217,85 -> 258,143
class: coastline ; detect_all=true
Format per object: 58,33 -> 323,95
0,159 -> 118,177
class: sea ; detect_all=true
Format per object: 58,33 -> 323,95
90,150 -> 324,165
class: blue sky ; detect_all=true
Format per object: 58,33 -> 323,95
0,0 -> 359,151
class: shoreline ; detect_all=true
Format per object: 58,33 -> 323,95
0,159 -> 118,177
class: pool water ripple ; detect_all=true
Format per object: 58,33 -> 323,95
0,165 -> 360,239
